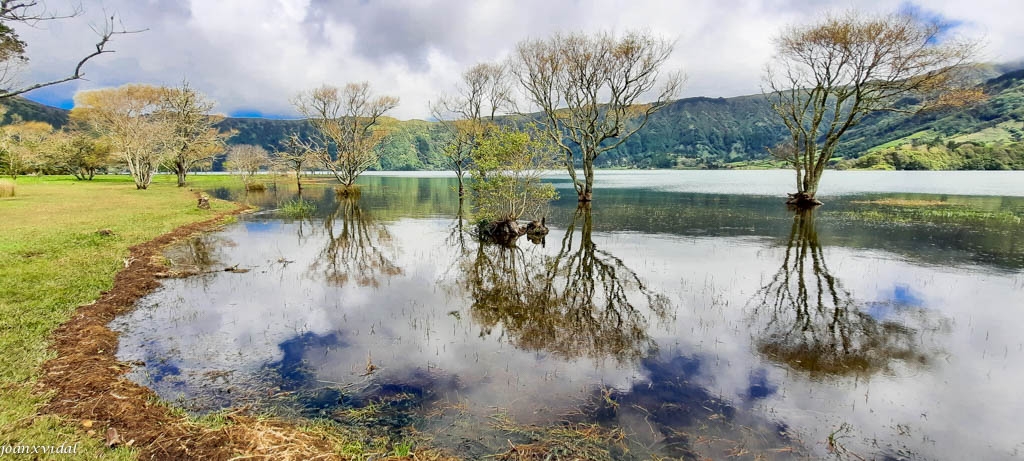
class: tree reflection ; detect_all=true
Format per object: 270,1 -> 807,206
163,234 -> 235,281
750,209 -> 934,377
447,197 -> 470,253
309,196 -> 402,287
465,205 -> 672,364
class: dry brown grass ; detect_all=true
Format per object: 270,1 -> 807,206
489,412 -> 624,461
0,179 -> 14,197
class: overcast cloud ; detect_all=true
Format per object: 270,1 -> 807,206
10,0 -> 1024,120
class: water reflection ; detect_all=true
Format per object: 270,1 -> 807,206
575,354 -> 797,459
161,234 -> 236,281
466,205 -> 673,364
119,176 -> 1024,460
310,197 -> 402,287
750,210 -> 936,377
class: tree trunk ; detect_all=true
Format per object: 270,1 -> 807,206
788,160 -> 824,208
176,170 -> 187,187
579,150 -> 595,202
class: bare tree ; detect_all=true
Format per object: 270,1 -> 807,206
765,10 -> 979,207
431,62 -> 512,197
511,30 -> 684,202
274,133 -> 313,190
70,84 -> 171,189
225,144 -> 269,189
292,82 -> 398,194
161,82 -> 232,187
0,1 -> 142,98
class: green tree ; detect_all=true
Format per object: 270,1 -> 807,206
470,125 -> 558,244
44,125 -> 113,180
432,62 -> 511,197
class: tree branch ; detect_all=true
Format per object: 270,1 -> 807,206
0,14 -> 145,99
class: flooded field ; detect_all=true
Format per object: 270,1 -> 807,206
113,172 -> 1024,459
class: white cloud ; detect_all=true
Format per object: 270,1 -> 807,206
10,0 -> 1024,119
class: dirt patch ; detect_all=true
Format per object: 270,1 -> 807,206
36,203 -> 348,460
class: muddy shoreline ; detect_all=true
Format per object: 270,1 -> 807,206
34,202 -> 351,460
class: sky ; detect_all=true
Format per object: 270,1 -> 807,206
10,0 -> 1024,120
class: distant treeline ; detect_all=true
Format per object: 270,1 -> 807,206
9,66 -> 1024,171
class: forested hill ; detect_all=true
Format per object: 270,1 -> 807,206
6,65 -> 1024,170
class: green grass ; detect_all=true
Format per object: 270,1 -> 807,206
952,120 -> 1024,144
0,174 -> 235,459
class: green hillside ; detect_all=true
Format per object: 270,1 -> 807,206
4,65 -> 1024,171
833,68 -> 1024,170
0,96 -> 71,128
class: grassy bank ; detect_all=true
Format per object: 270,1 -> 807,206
0,175 -> 235,458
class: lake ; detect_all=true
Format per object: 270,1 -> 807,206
113,171 -> 1024,459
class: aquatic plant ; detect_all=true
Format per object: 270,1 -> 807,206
279,198 -> 316,219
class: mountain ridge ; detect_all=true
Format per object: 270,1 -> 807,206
5,65 -> 1024,171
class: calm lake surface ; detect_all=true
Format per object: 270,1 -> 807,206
114,171 -> 1024,459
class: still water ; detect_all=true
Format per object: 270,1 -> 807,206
113,171 -> 1024,459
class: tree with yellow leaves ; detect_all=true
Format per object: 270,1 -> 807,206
161,82 -> 232,187
43,125 -> 114,180
0,115 -> 52,178
71,84 -> 172,190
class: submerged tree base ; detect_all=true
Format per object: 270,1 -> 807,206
335,184 -> 362,198
477,218 -> 548,246
786,192 -> 823,209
